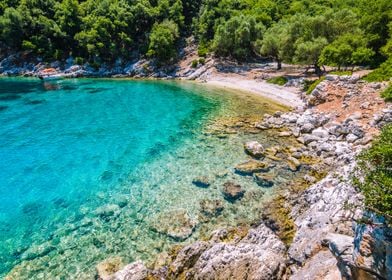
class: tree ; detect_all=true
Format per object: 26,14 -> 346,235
320,34 -> 375,69
258,22 -> 288,69
147,20 -> 179,64
213,15 -> 264,60
0,7 -> 23,49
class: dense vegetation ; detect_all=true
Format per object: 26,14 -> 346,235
0,0 -> 391,73
355,125 -> 392,217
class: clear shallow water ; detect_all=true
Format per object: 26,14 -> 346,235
0,78 -> 298,279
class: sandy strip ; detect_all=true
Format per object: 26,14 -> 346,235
203,76 -> 304,108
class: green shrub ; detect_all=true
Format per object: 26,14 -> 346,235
363,58 -> 392,82
381,84 -> 392,102
199,57 -> 206,65
75,57 -> 84,65
354,124 -> 392,217
197,43 -> 209,57
305,76 -> 326,94
21,40 -> 36,51
191,59 -> 198,68
266,76 -> 288,86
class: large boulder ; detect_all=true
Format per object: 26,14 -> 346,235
192,224 -> 287,280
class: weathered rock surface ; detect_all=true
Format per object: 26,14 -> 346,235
192,176 -> 211,188
222,181 -> 245,201
234,160 -> 271,175
200,199 -> 224,217
151,209 -> 197,241
112,261 -> 149,280
244,141 -> 265,158
96,257 -> 124,280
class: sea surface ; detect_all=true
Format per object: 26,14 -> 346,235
0,78 -> 300,279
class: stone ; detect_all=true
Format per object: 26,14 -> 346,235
199,199 -> 224,217
234,160 -> 271,175
346,133 -> 358,143
244,141 -> 265,158
287,156 -> 301,171
112,261 -> 149,280
279,131 -> 292,137
300,123 -> 315,133
303,134 -> 320,145
94,204 -> 121,219
151,209 -> 197,241
222,182 -> 245,202
169,241 -> 211,276
96,257 -> 124,280
253,173 -> 274,187
192,176 -> 211,188
290,250 -> 341,280
312,127 -> 329,138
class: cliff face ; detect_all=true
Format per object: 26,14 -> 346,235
95,75 -> 392,280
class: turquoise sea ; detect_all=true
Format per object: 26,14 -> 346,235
0,78 -> 299,279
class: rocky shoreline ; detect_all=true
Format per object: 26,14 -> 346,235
93,75 -> 392,280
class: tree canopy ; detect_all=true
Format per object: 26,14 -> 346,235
0,0 -> 391,67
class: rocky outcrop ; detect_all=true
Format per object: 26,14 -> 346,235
168,224 -> 287,280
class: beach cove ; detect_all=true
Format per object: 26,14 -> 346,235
0,77 -> 309,279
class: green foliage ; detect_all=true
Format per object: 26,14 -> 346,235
266,76 -> 288,86
320,34 -> 374,68
0,0 -> 391,69
363,58 -> 392,82
381,85 -> 392,102
191,59 -> 198,68
354,124 -> 392,217
305,76 -> 325,95
147,20 -> 179,64
198,57 -> 205,65
212,14 -> 265,59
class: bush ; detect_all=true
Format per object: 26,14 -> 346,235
381,85 -> 392,102
363,58 -> 392,82
75,57 -> 84,65
191,59 -> 198,68
304,77 -> 326,94
199,57 -> 206,65
354,124 -> 392,217
198,43 -> 209,57
266,76 -> 288,86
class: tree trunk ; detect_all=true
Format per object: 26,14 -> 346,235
277,59 -> 282,70
314,64 -> 323,78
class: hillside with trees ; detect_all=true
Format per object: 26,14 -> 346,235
0,0 -> 391,75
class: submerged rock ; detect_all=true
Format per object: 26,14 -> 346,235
234,160 -> 271,175
192,176 -> 211,188
200,199 -> 224,217
151,209 -> 197,241
222,182 -> 245,202
96,257 -> 124,280
253,173 -> 274,187
94,204 -> 121,219
244,141 -> 265,158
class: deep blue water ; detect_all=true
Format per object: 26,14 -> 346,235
0,78 -> 219,276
